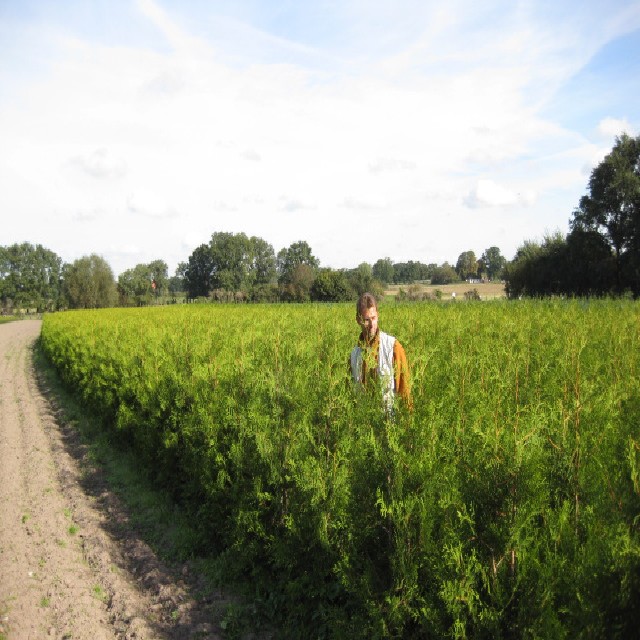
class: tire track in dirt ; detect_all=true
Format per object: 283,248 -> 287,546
0,321 -> 224,639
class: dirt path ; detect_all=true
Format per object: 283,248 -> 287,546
0,320 -> 222,640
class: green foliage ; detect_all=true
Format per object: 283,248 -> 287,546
392,260 -> 433,284
63,254 -> 117,309
373,258 -> 394,285
277,241 -> 319,285
0,242 -> 63,312
573,133 -> 640,292
185,233 -> 277,299
479,247 -> 506,281
505,232 -> 615,298
311,269 -> 353,302
41,300 -> 640,638
431,263 -> 458,285
456,251 -> 478,280
118,259 -> 169,306
508,133 -> 640,298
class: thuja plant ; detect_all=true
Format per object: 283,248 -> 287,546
40,300 -> 640,639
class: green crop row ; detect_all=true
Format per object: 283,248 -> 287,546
40,301 -> 640,639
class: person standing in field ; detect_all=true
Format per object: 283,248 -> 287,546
349,292 -> 412,411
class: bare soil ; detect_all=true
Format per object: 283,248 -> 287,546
0,320 -> 225,640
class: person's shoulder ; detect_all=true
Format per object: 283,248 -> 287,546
393,337 -> 406,354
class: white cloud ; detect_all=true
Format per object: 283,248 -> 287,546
72,207 -> 104,222
342,196 -> 386,211
68,148 -> 127,179
368,157 -> 416,174
241,149 -> 262,162
127,190 -> 178,219
464,179 -> 536,209
280,197 -> 315,213
597,116 -> 636,139
0,0 -> 638,275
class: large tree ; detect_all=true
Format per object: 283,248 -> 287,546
118,259 -> 168,305
431,262 -> 457,285
348,262 -> 376,296
63,254 -> 117,308
250,236 -> 277,286
208,232 -> 253,291
572,133 -> 640,292
185,244 -> 215,298
310,268 -> 353,302
280,264 -> 316,302
277,241 -> 319,285
372,258 -> 394,285
456,251 -> 478,280
503,231 -> 614,298
184,233 -> 276,299
0,242 -> 63,311
479,246 -> 507,280
393,260 -> 429,284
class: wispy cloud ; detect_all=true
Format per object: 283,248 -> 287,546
68,148 -> 127,179
464,180 -> 537,209
127,190 -> 178,219
0,0 -> 638,274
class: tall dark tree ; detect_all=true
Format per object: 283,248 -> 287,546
185,244 -> 215,298
572,133 -> 640,292
504,234 -> 565,298
564,227 -> 614,295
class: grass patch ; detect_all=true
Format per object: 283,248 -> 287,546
92,584 -> 108,603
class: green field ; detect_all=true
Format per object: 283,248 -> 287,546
40,300 -> 640,639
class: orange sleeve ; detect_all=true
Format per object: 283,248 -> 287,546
393,340 -> 413,410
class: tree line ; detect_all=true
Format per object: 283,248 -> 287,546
2,133 -> 637,311
507,133 -> 640,297
0,234 -> 507,311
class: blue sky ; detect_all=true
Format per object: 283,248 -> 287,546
1,0 -> 639,276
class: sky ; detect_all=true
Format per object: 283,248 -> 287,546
1,0 -> 639,277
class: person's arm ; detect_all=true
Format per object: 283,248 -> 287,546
393,340 -> 413,410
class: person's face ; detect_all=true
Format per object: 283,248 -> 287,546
357,306 -> 378,339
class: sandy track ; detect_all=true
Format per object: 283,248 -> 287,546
0,320 -> 222,640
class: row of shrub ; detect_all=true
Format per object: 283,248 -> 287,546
40,301 -> 640,638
